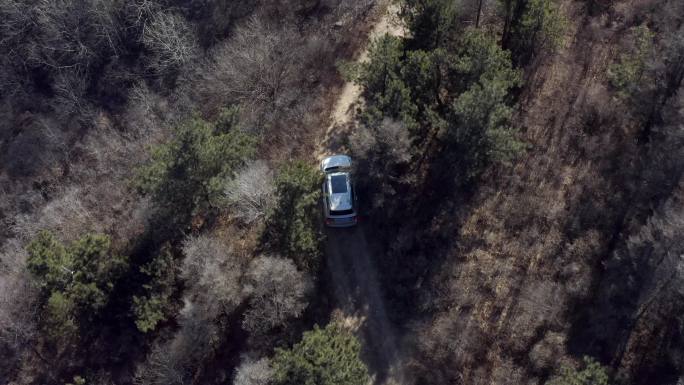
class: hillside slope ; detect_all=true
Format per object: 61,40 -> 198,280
343,0 -> 683,384
0,0 -> 682,384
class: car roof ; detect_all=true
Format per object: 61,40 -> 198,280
325,173 -> 353,211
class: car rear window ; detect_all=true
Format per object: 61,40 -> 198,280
330,209 -> 354,216
330,175 -> 348,193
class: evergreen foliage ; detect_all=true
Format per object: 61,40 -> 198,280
548,356 -> 610,385
501,0 -> 566,64
136,113 -> 256,226
608,25 -> 655,99
357,27 -> 523,180
263,161 -> 323,271
26,231 -> 128,341
399,0 -> 464,50
272,323 -> 369,385
132,247 -> 178,333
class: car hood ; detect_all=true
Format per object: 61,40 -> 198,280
329,192 -> 352,211
321,155 -> 352,172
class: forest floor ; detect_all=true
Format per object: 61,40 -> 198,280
318,3 -> 407,385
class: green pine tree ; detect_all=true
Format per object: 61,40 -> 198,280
136,113 -> 256,226
357,20 -> 525,181
272,323 -> 370,385
26,231 -> 128,341
501,0 -> 566,64
263,161 -> 323,271
132,247 -> 177,333
608,25 -> 655,100
548,356 -> 610,385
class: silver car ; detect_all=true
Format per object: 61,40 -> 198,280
320,155 -> 358,227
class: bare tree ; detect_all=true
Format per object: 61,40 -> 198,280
123,82 -> 178,146
242,256 -> 311,334
51,68 -> 93,120
11,187 -> 96,242
0,238 -> 40,377
625,185 -> 684,323
134,300 -> 221,385
134,341 -> 189,385
1,115 -> 70,179
24,0 -> 117,69
198,17 -> 305,131
233,356 -> 273,385
136,233 -> 249,385
225,160 -> 275,224
142,11 -> 198,77
0,271 -> 38,352
181,234 -> 245,318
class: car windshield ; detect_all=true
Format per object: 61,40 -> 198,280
330,175 -> 348,194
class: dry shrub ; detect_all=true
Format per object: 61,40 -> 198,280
578,83 -> 618,136
224,161 -> 275,225
507,280 -> 567,352
142,11 -> 199,77
350,118 -> 412,165
6,112 -> 155,245
418,309 -> 488,372
11,187 -> 98,243
197,17 -> 306,133
559,230 -> 600,298
233,356 -> 273,385
529,331 -> 566,373
181,234 -> 246,318
488,357 -> 529,385
86,370 -> 116,385
135,232 -> 246,385
0,239 -> 38,377
134,301 -> 221,385
0,270 -> 38,352
242,255 -> 311,335
134,339 -> 190,385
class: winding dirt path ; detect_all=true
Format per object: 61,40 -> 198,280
318,3 -> 406,385
315,2 -> 404,159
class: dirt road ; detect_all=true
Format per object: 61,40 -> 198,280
325,227 -> 406,385
319,3 -> 406,385
315,2 -> 404,158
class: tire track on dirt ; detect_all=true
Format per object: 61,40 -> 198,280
325,227 -> 406,385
